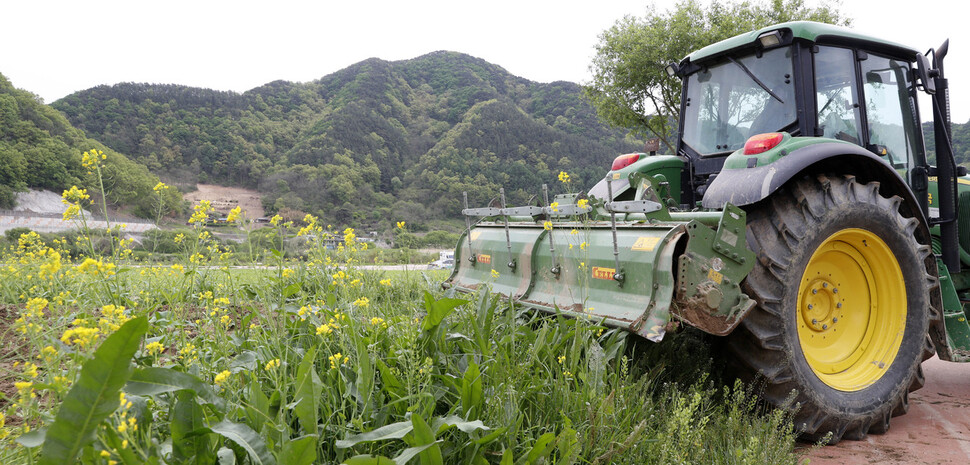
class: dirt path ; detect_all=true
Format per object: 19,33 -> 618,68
183,184 -> 264,219
805,356 -> 970,464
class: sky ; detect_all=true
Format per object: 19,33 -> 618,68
2,0 -> 968,122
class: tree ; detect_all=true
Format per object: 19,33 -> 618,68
584,0 -> 849,152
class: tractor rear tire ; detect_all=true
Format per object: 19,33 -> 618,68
728,174 -> 935,444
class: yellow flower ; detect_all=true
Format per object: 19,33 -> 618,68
328,353 -> 349,369
570,229 -> 578,235
490,269 -> 500,279
214,370 -> 231,386
396,221 -> 406,229
380,278 -> 392,286
264,359 -> 281,371
558,355 -> 566,364
145,341 -> 165,356
550,202 -> 559,212
188,200 -> 213,225
226,206 -> 242,224
153,182 -> 169,192
316,324 -> 333,336
543,221 -> 553,231
63,203 -> 81,221
558,171 -> 570,183
580,242 -> 588,250
270,214 -> 283,226
577,198 -> 589,209
353,297 -> 370,308
61,185 -> 90,204
81,149 -> 105,170
370,317 -> 385,326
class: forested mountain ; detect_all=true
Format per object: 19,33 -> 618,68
0,73 -> 180,216
53,52 -> 642,226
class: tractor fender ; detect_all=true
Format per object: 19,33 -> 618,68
702,141 -> 924,224
702,140 -> 948,360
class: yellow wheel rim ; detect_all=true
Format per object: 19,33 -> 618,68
797,228 -> 906,392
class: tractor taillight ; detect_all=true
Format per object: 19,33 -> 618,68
743,133 -> 785,155
611,153 -> 641,170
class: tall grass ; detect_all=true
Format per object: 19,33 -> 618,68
0,170 -> 803,464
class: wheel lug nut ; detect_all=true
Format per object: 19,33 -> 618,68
812,319 -> 818,325
837,302 -> 842,308
833,288 -> 838,294
808,304 -> 814,310
823,283 -> 828,288
812,289 -> 818,294
822,324 -> 828,330
832,317 -> 838,323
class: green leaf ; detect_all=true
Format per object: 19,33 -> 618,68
421,292 -> 466,331
125,366 -> 226,411
342,455 -> 395,465
171,390 -> 211,462
460,361 -> 483,419
209,419 -> 276,465
283,282 -> 301,298
392,443 -> 438,465
335,420 -> 413,449
217,447 -> 236,465
38,317 -> 148,465
355,336 -> 375,417
432,415 -> 488,435
410,413 -> 442,465
522,433 -> 556,465
230,351 -> 258,371
281,434 -> 318,465
294,347 -> 321,433
15,428 -> 46,448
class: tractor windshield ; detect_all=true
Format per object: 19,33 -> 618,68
682,46 -> 797,155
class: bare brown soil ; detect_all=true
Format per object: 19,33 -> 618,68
804,356 -> 970,465
183,184 -> 265,220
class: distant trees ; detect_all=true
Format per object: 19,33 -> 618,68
53,51 -> 641,228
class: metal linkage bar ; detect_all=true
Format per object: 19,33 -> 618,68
605,178 -> 625,284
605,199 -> 663,214
500,188 -> 516,271
462,192 -> 476,263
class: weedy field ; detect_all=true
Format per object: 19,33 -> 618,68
0,153 -> 805,464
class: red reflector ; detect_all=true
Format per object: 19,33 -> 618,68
611,153 -> 641,170
744,133 -> 785,155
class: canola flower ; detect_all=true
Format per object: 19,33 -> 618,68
265,358 -> 281,371
145,341 -> 165,356
153,182 -> 169,192
558,171 -> 571,183
396,221 -> 406,230
81,149 -> 107,171
577,198 -> 589,209
543,221 -> 553,231
214,370 -> 231,386
189,200 -> 213,225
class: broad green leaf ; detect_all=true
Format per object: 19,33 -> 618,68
376,359 -> 403,399
209,419 -> 276,465
522,433 -> 556,465
500,449 -> 514,465
460,361 -> 483,419
126,366 -> 226,411
15,428 -> 46,448
294,347 -> 321,433
433,415 -> 488,435
230,351 -> 258,371
421,292 -> 466,331
171,390 -> 211,462
410,413 -> 442,465
392,443 -> 438,465
281,435 -> 318,465
355,336 -> 375,417
343,455 -> 395,465
335,420 -> 413,448
283,282 -> 301,298
38,317 -> 148,465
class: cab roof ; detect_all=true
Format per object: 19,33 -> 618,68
684,21 -> 920,64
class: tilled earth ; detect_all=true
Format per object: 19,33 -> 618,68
805,356 -> 970,464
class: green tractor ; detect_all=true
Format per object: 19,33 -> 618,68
445,21 -> 970,443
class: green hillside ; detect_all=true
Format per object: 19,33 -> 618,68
53,52 -> 643,226
0,74 -> 180,216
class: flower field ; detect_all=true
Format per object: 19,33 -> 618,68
0,157 -> 804,464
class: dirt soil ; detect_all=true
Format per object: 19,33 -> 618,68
804,355 -> 970,465
183,184 -> 265,220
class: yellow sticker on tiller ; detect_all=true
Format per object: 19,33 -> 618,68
612,172 -> 622,180
632,236 -> 660,251
707,268 -> 723,284
592,266 -> 616,280
478,254 -> 492,264
470,230 -> 482,241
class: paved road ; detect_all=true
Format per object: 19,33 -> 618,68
805,356 -> 970,464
